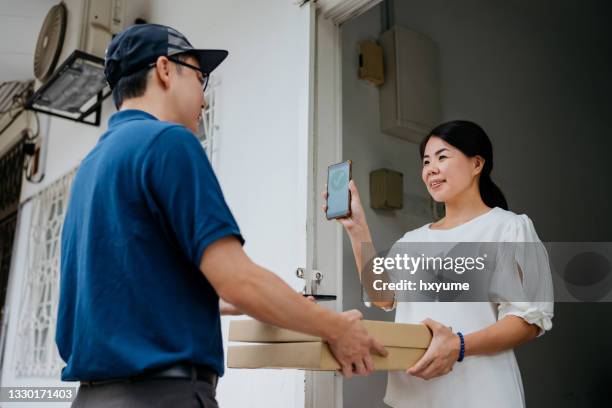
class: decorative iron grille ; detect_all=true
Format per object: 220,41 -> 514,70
14,169 -> 75,377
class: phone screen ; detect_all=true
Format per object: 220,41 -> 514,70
326,161 -> 351,219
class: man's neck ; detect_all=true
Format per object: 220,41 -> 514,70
120,97 -> 175,124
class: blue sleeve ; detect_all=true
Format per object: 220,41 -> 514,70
142,125 -> 244,267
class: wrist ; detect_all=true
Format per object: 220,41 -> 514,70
318,309 -> 346,343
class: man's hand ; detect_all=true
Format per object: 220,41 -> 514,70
327,309 -> 388,378
305,296 -> 387,377
407,318 -> 459,380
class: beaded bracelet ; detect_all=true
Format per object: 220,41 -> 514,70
456,332 -> 465,362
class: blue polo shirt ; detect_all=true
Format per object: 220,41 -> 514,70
56,109 -> 244,381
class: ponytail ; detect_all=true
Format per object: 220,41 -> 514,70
479,174 -> 508,210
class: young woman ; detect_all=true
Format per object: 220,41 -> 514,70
322,120 -> 553,407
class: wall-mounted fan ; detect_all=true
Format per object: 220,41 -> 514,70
33,2 -> 67,82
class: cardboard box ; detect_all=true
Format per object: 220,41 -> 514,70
227,320 -> 431,371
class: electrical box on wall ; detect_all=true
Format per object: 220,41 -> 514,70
379,26 -> 441,143
370,168 -> 403,210
358,40 -> 384,86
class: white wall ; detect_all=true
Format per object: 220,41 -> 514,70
144,1 -> 312,406
341,1 -> 612,407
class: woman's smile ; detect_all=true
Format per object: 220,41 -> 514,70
429,178 -> 446,189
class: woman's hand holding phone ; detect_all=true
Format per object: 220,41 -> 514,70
322,180 -> 370,240
323,173 -> 395,311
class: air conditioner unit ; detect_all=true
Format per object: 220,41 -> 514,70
81,0 -> 127,58
32,0 -> 149,87
27,0 -> 147,126
74,0 -> 148,58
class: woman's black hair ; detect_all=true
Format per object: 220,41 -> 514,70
419,120 -> 508,210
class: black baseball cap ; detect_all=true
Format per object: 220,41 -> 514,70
104,23 -> 228,89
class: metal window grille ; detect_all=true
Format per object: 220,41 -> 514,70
14,169 -> 75,377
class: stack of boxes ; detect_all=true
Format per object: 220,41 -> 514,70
228,319 -> 432,371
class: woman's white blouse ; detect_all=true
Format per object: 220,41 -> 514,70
379,207 -> 554,408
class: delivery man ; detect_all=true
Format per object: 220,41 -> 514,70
55,23 -> 387,407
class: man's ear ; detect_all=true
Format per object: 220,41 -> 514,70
154,56 -> 172,89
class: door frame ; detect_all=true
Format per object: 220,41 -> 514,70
305,6 -> 345,408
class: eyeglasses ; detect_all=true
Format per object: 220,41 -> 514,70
147,57 -> 210,92
168,57 -> 209,92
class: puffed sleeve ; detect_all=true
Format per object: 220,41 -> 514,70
496,214 -> 554,336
